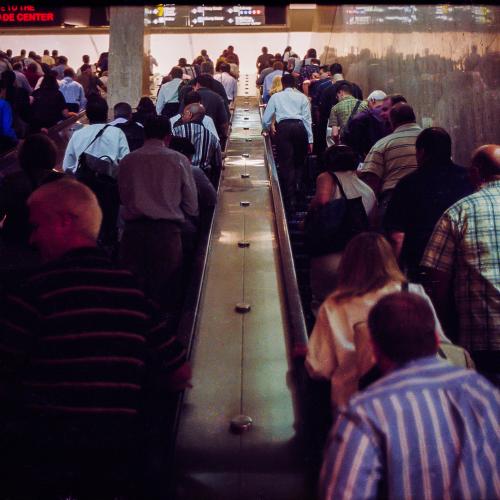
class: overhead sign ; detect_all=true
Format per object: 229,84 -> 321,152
0,4 -> 60,26
342,4 -> 496,31
145,4 -> 264,27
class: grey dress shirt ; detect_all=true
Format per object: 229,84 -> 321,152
118,139 -> 198,223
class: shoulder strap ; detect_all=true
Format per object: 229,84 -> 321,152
328,172 -> 348,199
83,124 -> 111,153
348,100 -> 362,122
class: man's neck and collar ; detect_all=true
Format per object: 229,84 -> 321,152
393,121 -> 419,133
143,138 -> 167,148
332,73 -> 344,82
480,176 -> 500,190
108,117 -> 128,126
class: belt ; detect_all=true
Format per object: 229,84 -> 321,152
277,119 -> 302,124
126,217 -> 180,226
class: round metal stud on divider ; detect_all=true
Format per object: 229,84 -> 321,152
235,302 -> 251,313
242,153 -> 249,158
238,241 -> 250,248
230,415 -> 253,434
240,201 -> 250,207
245,138 -> 252,142
243,127 -> 249,130
241,173 -> 251,179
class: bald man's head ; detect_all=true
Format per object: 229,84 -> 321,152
471,144 -> 500,183
182,102 -> 206,123
28,178 -> 102,261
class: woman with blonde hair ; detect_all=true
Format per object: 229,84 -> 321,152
305,231 -> 447,410
269,74 -> 283,96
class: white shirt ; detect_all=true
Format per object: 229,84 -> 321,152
213,72 -> 238,102
156,78 -> 182,115
63,123 -> 130,173
262,87 -> 313,143
169,114 -> 219,141
331,171 -> 376,217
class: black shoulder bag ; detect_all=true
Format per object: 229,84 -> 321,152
305,173 -> 369,257
75,125 -> 117,182
75,125 -> 120,249
340,99 -> 362,145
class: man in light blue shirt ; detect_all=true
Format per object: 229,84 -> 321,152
59,68 -> 86,112
262,73 -> 313,211
156,66 -> 184,118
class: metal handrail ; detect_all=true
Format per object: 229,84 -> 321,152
0,110 -> 87,162
259,104 -> 309,358
47,110 -> 86,135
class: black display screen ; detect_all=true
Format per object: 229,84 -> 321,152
145,4 -> 265,28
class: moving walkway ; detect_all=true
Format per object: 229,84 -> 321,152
172,76 -> 314,500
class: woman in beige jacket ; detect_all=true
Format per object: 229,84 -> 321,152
305,232 -> 448,410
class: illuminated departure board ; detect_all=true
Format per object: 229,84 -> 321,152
145,4 -> 264,27
342,4 -> 496,31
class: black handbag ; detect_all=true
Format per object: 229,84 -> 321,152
75,125 -> 118,182
305,173 -> 369,257
74,125 -> 120,248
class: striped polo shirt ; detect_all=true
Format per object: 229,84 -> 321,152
0,247 -> 186,418
172,121 -> 222,172
320,356 -> 500,500
360,122 -> 422,193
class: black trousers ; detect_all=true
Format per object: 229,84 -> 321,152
275,119 -> 308,211
120,218 -> 182,311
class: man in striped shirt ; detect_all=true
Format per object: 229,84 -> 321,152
320,292 -> 500,500
172,102 -> 222,186
358,103 -> 421,225
0,179 -> 191,487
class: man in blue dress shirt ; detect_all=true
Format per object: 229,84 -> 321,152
262,73 -> 313,212
320,291 -> 500,500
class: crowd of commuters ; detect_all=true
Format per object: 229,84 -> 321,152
0,44 -> 234,495
258,45 -> 499,499
0,48 -> 111,150
0,40 -> 498,498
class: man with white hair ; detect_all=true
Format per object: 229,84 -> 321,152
342,89 -> 391,159
0,178 -> 191,494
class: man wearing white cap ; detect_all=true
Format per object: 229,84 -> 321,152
341,89 -> 391,159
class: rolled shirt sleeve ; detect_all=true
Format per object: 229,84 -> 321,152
359,142 -> 385,180
420,212 -> 457,274
261,98 -> 276,133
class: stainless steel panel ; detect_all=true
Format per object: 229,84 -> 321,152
174,91 -> 308,499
